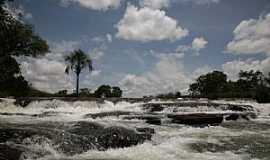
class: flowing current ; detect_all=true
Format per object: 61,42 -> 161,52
0,98 -> 270,160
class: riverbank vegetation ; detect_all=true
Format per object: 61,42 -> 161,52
189,70 -> 270,103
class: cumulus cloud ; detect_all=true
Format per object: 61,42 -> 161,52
192,37 -> 208,51
179,0 -> 220,5
120,55 -> 191,97
175,37 -> 208,55
139,0 -> 170,9
222,58 -> 270,80
226,13 -> 270,56
60,0 -> 123,10
20,56 -> 73,93
116,5 -> 188,42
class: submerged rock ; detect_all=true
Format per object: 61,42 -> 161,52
168,113 -> 224,126
84,111 -> 134,119
225,114 -> 240,121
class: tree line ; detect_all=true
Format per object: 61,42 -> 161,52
55,85 -> 122,98
189,70 -> 270,103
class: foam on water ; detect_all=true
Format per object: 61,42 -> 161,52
0,98 -> 270,160
41,125 -> 268,160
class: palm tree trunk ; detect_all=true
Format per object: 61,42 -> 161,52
76,73 -> 79,97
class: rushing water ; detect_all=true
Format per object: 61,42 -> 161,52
0,98 -> 270,160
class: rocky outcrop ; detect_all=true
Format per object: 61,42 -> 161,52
84,111 -> 134,119
168,113 -> 224,125
0,121 -> 154,158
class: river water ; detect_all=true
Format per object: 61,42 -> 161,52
0,98 -> 270,160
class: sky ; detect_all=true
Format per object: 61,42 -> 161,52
10,0 -> 270,97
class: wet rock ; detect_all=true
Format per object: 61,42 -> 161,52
143,103 -> 164,112
227,104 -> 253,112
168,113 -> 223,126
67,121 -> 152,150
14,98 -> 32,108
123,115 -> 162,125
225,114 -> 240,121
136,127 -> 155,134
84,111 -> 133,119
98,126 -> 151,149
0,144 -> 23,160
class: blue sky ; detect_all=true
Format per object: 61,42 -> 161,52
14,0 -> 270,97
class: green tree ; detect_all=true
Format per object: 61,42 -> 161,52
0,0 -> 49,97
236,70 -> 264,98
111,86 -> 123,98
94,85 -> 111,98
65,49 -> 93,97
189,71 -> 227,98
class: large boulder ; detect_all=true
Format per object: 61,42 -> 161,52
67,121 -> 153,150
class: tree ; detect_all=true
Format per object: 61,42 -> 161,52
0,0 -> 49,97
65,49 -> 93,97
236,70 -> 264,98
189,71 -> 227,98
111,86 -> 122,98
56,90 -> 68,96
94,85 -> 111,98
79,88 -> 92,97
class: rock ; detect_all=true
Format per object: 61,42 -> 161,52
168,113 -> 223,126
14,98 -> 32,108
225,114 -> 240,121
136,127 -> 155,134
143,103 -> 164,112
84,111 -> 133,119
227,105 -> 252,112
123,115 -> 162,125
98,127 -> 151,149
67,121 -> 152,150
0,144 -> 23,160
146,117 -> 162,125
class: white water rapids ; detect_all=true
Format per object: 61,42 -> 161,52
0,98 -> 270,160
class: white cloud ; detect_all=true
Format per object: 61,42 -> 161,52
20,56 -> 73,93
226,13 -> 270,56
222,57 -> 270,80
60,0 -> 123,10
179,0 -> 220,5
106,33 -> 113,43
175,36 -> 208,55
120,53 -> 193,97
192,37 -> 208,51
139,0 -> 170,9
90,48 -> 105,60
116,5 -> 188,42
50,40 -> 80,54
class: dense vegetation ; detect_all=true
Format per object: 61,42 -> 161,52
0,0 -> 49,97
189,70 -> 270,103
54,85 -> 123,98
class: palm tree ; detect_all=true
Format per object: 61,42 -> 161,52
65,49 -> 93,97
